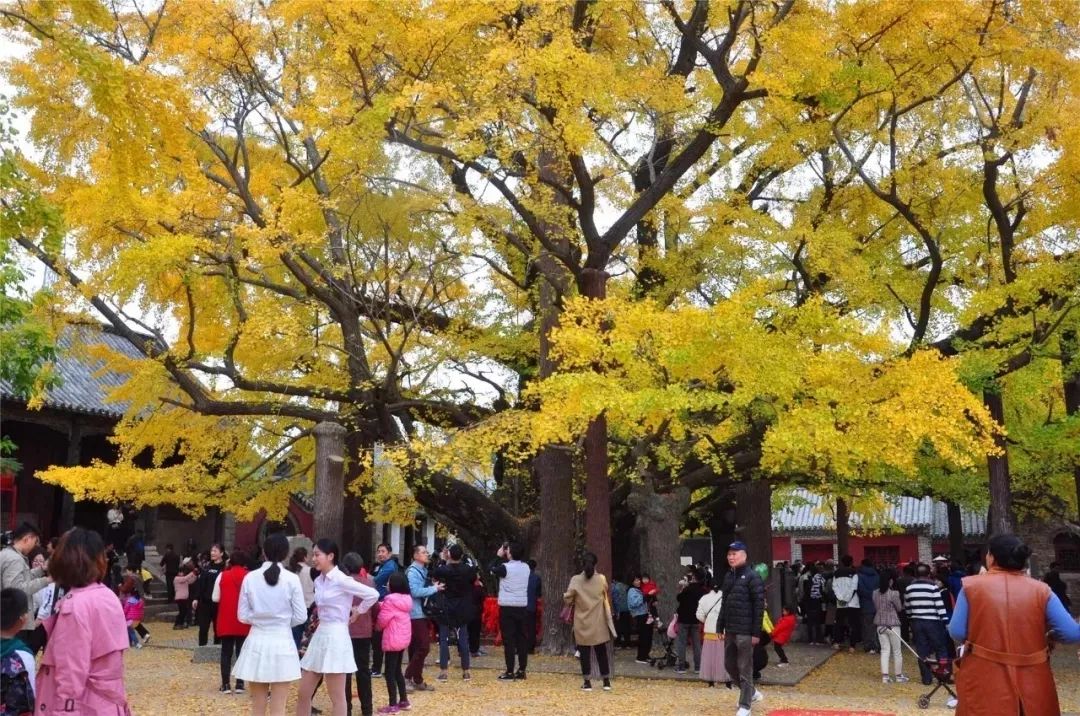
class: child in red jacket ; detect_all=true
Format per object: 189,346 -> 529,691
772,606 -> 797,667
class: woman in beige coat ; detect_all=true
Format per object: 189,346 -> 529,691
563,552 -> 617,691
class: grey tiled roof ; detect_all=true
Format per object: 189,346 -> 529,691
930,500 -> 987,539
773,488 -> 985,537
0,322 -> 149,419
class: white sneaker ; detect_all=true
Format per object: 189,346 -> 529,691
946,697 -> 958,709
752,689 -> 764,702
895,674 -> 910,683
735,708 -> 751,716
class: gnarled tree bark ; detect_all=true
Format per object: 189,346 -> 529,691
627,480 -> 690,620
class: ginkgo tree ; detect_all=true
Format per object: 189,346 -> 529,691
2,0 -> 1079,654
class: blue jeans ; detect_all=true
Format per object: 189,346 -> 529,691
911,619 -> 952,685
438,622 -> 470,671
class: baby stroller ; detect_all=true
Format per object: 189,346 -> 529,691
649,617 -> 678,670
896,635 -> 957,709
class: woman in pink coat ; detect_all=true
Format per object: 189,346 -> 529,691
36,527 -> 131,715
374,573 -> 413,714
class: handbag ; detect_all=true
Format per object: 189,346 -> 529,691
666,612 -> 678,640
560,604 -> 574,624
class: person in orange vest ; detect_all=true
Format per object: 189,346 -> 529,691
948,534 -> 1080,715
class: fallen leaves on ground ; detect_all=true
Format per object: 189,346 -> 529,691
125,626 -> 1080,715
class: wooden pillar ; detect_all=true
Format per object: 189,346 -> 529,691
313,421 -> 347,546
389,523 -> 403,559
424,518 -> 436,551
58,420 -> 82,532
836,497 -> 850,558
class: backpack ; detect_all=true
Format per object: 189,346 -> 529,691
833,575 -> 857,607
407,565 -> 447,622
1,651 -> 33,716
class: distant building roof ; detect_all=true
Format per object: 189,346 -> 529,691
0,322 -> 148,419
930,500 -> 987,539
773,488 -> 986,538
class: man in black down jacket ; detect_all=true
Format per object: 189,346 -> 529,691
718,541 -> 765,716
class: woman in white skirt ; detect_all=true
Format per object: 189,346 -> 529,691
296,538 -> 379,716
233,532 -> 307,716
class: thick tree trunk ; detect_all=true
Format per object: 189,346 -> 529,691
946,500 -> 965,561
534,233 -> 577,654
627,481 -> 690,620
983,390 -> 1015,535
707,494 -> 738,577
313,421 -> 347,546
581,267 -> 612,579
734,479 -> 773,567
1062,329 -> 1080,519
836,497 -> 850,559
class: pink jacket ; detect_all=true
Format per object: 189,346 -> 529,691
37,582 -> 130,714
173,571 -> 196,600
375,593 -> 413,652
121,595 -> 144,624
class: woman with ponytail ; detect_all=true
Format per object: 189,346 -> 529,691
563,552 -> 617,692
948,534 -> 1080,715
233,533 -> 307,716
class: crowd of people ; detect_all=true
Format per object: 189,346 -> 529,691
2,519 -> 1079,716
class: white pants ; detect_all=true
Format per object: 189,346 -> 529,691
877,626 -> 903,676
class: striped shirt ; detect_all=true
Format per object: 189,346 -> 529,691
904,579 -> 947,621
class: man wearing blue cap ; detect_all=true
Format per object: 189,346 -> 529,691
718,541 -> 766,716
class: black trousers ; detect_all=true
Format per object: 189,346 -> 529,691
499,606 -> 528,674
174,599 -> 191,627
196,601 -> 220,646
635,615 -> 653,661
805,599 -> 823,643
616,612 -> 633,646
578,643 -> 610,679
383,650 -> 406,707
836,607 -> 861,647
220,635 -> 246,688
345,637 -> 372,716
912,619 -> 952,686
165,572 -> 177,603
773,643 -> 788,663
468,616 -> 482,654
524,610 -> 538,654
371,630 -> 383,673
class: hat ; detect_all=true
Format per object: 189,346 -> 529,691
932,555 -> 948,563
727,540 -> 748,553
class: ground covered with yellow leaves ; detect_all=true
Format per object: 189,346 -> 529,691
126,633 -> 1080,716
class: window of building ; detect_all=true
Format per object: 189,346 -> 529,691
1053,533 -> 1080,572
863,545 -> 901,567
